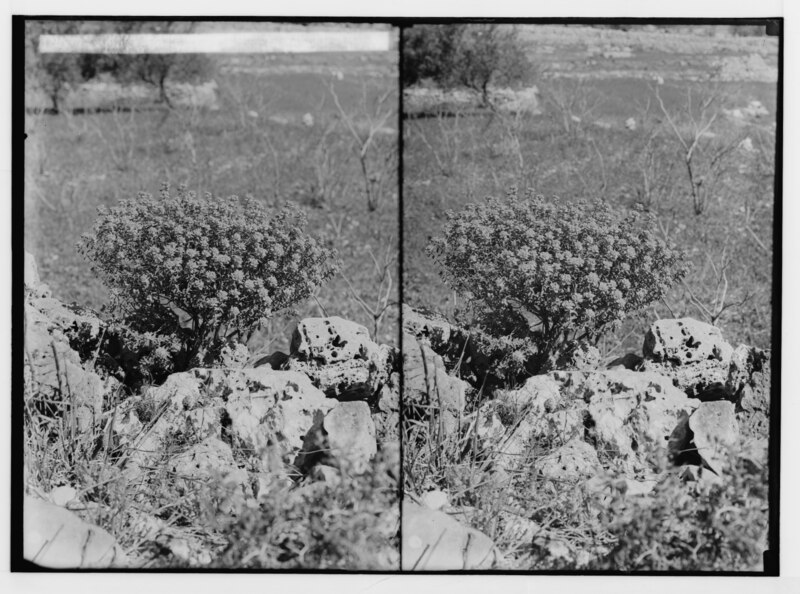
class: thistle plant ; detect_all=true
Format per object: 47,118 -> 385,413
79,183 -> 339,372
426,187 -> 688,373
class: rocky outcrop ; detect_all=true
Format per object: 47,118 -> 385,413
111,368 -> 335,483
637,318 -> 771,440
23,251 -> 400,569
482,368 -> 700,477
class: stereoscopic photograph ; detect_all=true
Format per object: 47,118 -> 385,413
19,19 -> 400,570
401,22 -> 778,571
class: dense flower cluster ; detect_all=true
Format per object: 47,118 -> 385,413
427,188 -> 687,370
79,184 -> 339,369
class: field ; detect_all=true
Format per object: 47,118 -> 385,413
26,45 -> 399,351
403,24 -> 777,354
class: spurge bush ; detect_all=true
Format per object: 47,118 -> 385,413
79,184 -> 339,373
426,188 -> 687,373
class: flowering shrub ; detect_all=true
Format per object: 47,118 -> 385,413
427,188 -> 688,372
79,184 -> 339,372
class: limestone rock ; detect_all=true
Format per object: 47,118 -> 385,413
689,401 -> 739,474
25,299 -> 117,433
373,371 -> 400,443
296,401 -> 377,474
575,369 -> 700,470
167,437 -> 251,514
24,495 -> 128,568
115,368 -> 333,478
643,358 -> 729,400
492,369 -> 700,476
640,319 -> 740,400
419,489 -> 449,511
727,345 -> 771,438
501,374 -> 563,413
403,333 -> 467,435
287,318 -> 394,400
291,317 -> 380,365
48,485 -> 79,508
25,251 -> 51,298
402,303 -> 452,349
402,501 -> 503,570
479,390 -> 584,474
643,318 -> 733,366
287,349 -> 393,401
401,306 -> 489,381
536,438 -> 601,480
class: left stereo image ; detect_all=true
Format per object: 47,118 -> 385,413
17,19 -> 400,570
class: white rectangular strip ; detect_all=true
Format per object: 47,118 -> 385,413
39,31 -> 392,54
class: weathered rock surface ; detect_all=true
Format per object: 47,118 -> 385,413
402,303 -> 453,351
642,318 -> 736,398
670,400 -> 741,475
403,332 -> 467,435
644,318 -> 733,366
24,495 -> 128,568
286,317 -> 395,400
487,369 -> 700,476
168,437 -> 251,514
373,371 -> 400,442
402,304 -> 494,386
296,400 -> 377,474
25,294 -> 116,433
727,345 -> 771,438
25,251 -> 51,298
402,501 -> 503,570
291,316 -> 378,365
419,489 -> 450,511
113,368 -> 334,478
641,320 -> 771,423
536,438 -> 601,479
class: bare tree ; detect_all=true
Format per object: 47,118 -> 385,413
542,78 -> 605,137
653,84 -> 742,216
328,80 -> 397,212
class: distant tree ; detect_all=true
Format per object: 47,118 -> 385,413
105,22 -> 214,108
403,24 -> 532,105
403,24 -> 465,87
25,20 -> 214,111
25,21 -> 94,112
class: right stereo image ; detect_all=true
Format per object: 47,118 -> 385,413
400,22 -> 779,572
